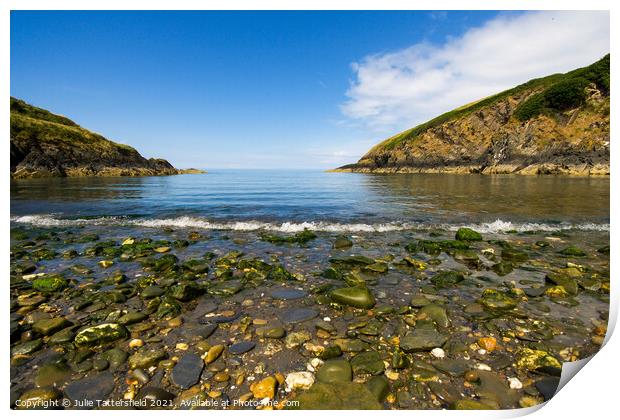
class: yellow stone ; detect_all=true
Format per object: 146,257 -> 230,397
154,247 -> 170,253
176,343 -> 189,351
122,238 -> 135,245
250,376 -> 277,400
204,344 -> 224,363
253,319 -> 268,325
129,339 -> 144,349
477,337 -> 497,352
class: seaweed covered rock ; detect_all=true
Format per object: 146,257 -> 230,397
330,286 -> 376,309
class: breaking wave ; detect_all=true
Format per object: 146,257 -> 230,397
10,214 -> 610,233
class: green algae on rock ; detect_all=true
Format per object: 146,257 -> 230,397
330,286 -> 376,309
74,323 -> 128,347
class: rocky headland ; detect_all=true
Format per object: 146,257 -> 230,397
336,55 -> 610,176
10,97 -> 205,179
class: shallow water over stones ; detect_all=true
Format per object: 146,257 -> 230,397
9,223 -> 609,410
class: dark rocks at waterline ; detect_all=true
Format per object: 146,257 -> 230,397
535,377 -> 560,401
430,271 -> 465,288
270,288 -> 307,300
293,382 -> 382,410
455,228 -> 482,241
171,353 -> 204,389
136,387 -> 176,408
228,341 -> 256,355
330,286 -> 376,309
316,359 -> 353,384
400,320 -> 448,352
278,308 -> 319,324
64,372 -> 115,405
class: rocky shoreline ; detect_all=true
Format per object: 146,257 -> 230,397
10,223 -> 609,410
10,97 -> 205,179
331,163 -> 610,176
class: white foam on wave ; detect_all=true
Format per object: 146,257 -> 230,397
10,215 -> 609,233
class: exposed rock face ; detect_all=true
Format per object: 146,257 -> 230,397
10,97 -> 187,179
337,56 -> 610,176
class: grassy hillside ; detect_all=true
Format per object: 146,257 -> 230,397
10,97 -> 179,178
371,54 -> 610,153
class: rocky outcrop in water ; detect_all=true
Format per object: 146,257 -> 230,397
336,55 -> 610,176
10,97 -> 202,179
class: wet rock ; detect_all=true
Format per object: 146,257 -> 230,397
364,261 -> 388,273
492,261 -> 513,276
316,359 -> 353,384
129,347 -> 167,369
430,271 -> 465,288
279,308 -> 318,324
74,323 -> 128,347
170,282 -> 204,301
270,288 -> 307,300
559,245 -> 586,256
535,377 -> 560,401
333,236 -> 353,249
330,286 -> 375,309
101,348 -> 128,370
453,399 -> 495,410
545,272 -> 579,295
205,344 -> 224,363
140,284 -> 162,299
500,248 -> 528,263
35,363 -> 71,387
477,337 -> 497,352
285,371 -> 314,392
16,387 -> 62,409
257,326 -> 286,339
333,338 -> 368,353
293,382 -> 382,409
32,275 -> 68,293
12,338 -> 43,356
316,345 -> 343,359
455,228 -> 482,241
350,351 -> 385,375
418,304 -> 450,328
367,375 -> 389,402
171,353 -> 204,389
516,348 -> 561,371
64,372 -> 115,404
410,294 -> 431,308
475,371 -> 520,408
400,320 -> 448,352
208,280 -> 243,296
478,289 -> 518,311
49,327 -> 76,344
250,376 -> 277,399
432,359 -> 469,377
118,311 -> 148,325
228,341 -> 256,355
136,387 -> 175,407
32,317 -> 69,336
156,296 -> 181,319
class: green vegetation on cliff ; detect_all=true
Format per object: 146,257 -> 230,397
10,97 -> 182,178
371,54 -> 609,152
339,55 -> 610,176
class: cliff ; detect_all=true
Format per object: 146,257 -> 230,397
10,97 -> 202,179
336,55 -> 610,176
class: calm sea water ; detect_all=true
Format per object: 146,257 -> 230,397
10,170 -> 609,232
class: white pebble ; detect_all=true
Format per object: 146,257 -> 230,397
285,372 -> 315,392
323,317 -> 331,322
475,363 -> 492,371
508,377 -> 523,389
431,348 -> 445,358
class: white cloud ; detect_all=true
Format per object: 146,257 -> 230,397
341,11 -> 610,132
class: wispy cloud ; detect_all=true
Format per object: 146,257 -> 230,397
340,11 -> 610,132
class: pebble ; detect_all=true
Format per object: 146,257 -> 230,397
285,372 -> 315,392
431,348 -> 445,358
475,363 -> 492,371
508,377 -> 523,389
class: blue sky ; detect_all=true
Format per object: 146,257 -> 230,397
10,11 -> 609,169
